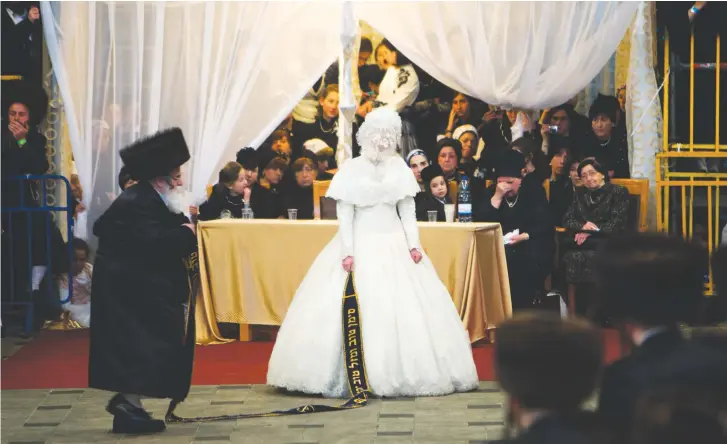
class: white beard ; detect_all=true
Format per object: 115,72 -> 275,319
162,185 -> 188,215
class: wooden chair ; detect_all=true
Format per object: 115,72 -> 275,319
612,178 -> 649,233
206,184 -> 213,198
448,181 -> 458,204
313,180 -> 332,220
565,178 -> 650,316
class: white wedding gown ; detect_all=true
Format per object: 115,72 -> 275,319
267,156 -> 479,398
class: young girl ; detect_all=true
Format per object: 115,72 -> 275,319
198,162 -> 250,220
415,164 -> 452,222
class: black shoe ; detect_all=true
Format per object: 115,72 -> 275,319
112,414 -> 166,434
106,394 -> 151,420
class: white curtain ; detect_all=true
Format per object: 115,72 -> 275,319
357,1 -> 639,109
40,1 -> 341,242
626,2 -> 662,229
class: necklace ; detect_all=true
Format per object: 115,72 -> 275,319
505,194 -> 519,208
319,118 -> 336,134
586,191 -> 598,206
599,138 -> 611,148
226,195 -> 244,206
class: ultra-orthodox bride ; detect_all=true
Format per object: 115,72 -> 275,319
267,108 -> 479,398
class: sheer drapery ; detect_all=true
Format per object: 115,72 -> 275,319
358,1 -> 639,110
40,1 -> 341,241
626,2 -> 662,229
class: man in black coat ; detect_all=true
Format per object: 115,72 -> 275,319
490,312 -> 615,444
89,128 -> 198,434
595,233 -> 727,437
473,149 -> 554,310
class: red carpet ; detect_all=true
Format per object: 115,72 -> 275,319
1,329 -> 624,390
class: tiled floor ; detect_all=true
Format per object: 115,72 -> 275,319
1,383 -> 507,444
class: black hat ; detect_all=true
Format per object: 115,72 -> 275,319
236,147 -> 258,170
257,146 -> 287,172
119,127 -> 190,180
494,149 -> 525,178
495,312 -> 602,410
436,138 -> 462,160
594,233 -> 707,325
420,164 -> 444,185
589,94 -> 619,123
3,80 -> 49,127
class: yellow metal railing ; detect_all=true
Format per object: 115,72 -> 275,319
657,32 -> 724,295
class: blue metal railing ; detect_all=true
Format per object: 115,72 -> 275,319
1,174 -> 75,334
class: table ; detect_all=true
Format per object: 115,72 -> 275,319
194,219 -> 512,345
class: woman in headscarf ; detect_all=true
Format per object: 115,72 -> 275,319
405,149 -> 430,191
453,124 -> 480,177
267,108 -> 478,398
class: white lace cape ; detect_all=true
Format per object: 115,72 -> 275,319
325,156 -> 420,207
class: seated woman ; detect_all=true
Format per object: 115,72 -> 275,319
406,149 -> 430,191
292,84 -> 339,160
441,92 -> 486,141
561,158 -> 630,314
435,138 -> 464,184
282,154 -> 316,220
303,139 -> 335,180
198,162 -> 250,221
539,103 -> 590,161
415,164 -> 452,222
584,94 -> 630,179
453,124 -> 479,177
250,149 -> 288,219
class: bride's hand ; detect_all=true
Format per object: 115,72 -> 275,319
410,249 -> 422,264
342,256 -> 354,272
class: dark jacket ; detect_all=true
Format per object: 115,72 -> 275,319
198,184 -> 246,221
414,192 -> 450,222
250,180 -> 285,219
598,328 -> 727,436
89,181 -> 198,400
282,184 -> 314,220
563,183 -> 629,236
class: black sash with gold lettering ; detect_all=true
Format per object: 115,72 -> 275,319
165,272 -> 371,423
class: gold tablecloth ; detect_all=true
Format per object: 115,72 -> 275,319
195,219 -> 512,345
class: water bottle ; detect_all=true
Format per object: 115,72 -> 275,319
457,175 -> 472,222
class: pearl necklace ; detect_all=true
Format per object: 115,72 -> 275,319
319,117 -> 336,134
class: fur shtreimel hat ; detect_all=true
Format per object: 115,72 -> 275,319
3,80 -> 49,126
119,128 -> 190,180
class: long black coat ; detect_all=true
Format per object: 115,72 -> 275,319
474,183 -> 554,309
89,181 -> 198,400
